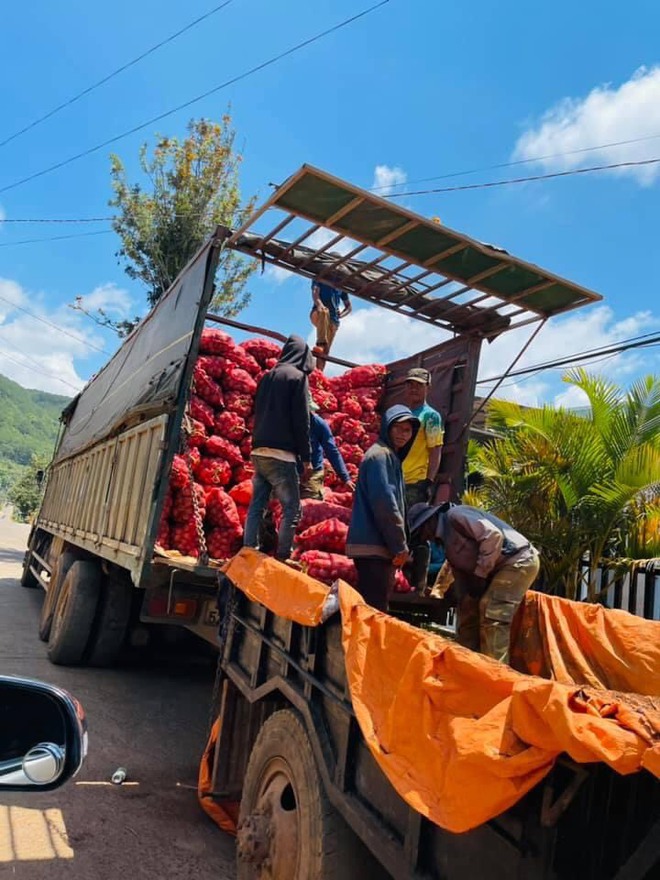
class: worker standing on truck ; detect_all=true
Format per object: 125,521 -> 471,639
402,367 -> 443,590
300,399 -> 354,499
346,405 -> 419,611
310,278 -> 352,371
408,502 -> 540,664
244,335 -> 314,561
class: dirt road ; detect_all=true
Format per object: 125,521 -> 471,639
0,512 -> 236,878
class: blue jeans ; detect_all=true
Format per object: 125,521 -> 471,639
243,456 -> 301,560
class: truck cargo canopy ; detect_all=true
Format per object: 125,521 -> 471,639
228,165 -> 601,338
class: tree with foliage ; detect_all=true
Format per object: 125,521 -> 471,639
9,456 -> 47,523
101,116 -> 257,335
467,370 -> 660,599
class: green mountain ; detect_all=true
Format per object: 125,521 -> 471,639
0,373 -> 70,498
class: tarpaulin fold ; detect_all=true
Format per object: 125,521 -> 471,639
203,550 -> 660,835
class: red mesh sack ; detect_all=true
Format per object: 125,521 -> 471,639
339,444 -> 363,466
190,395 -> 216,429
205,488 -> 242,533
234,463 -> 255,483
338,394 -> 362,419
263,357 -> 278,370
156,521 -> 170,549
323,489 -> 354,509
240,338 -> 282,367
187,419 -> 207,448
171,482 -> 206,525
214,410 -> 247,442
299,550 -> 357,587
343,364 -> 387,389
170,454 -> 191,489
229,480 -> 253,507
312,388 -> 338,412
351,386 -> 382,412
341,418 -> 366,445
226,346 -> 261,377
326,413 -> 346,434
298,499 -> 352,532
364,412 -> 381,434
194,366 -> 225,409
170,523 -> 201,557
221,366 -> 257,396
309,369 -> 332,391
200,328 -> 235,356
206,527 -> 243,560
197,457 -> 232,487
360,432 -> 379,451
296,518 -> 348,553
225,391 -> 254,419
188,447 -> 201,476
240,435 -> 253,458
204,435 -> 243,467
196,355 -> 225,380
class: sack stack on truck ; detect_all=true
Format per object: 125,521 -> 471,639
156,326 -> 414,593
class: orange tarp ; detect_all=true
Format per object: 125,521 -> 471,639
198,718 -> 239,835
222,548 -> 328,625
511,590 -> 660,694
206,550 -> 660,834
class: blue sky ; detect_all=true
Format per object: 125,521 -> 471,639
1,0 -> 659,406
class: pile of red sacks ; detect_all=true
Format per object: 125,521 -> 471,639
156,327 -> 413,593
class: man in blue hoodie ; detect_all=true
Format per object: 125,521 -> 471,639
346,405 -> 420,610
300,401 -> 354,499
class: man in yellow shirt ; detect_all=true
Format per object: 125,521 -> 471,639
403,368 -> 443,588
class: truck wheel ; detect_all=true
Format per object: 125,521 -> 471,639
237,709 -> 384,880
48,561 -> 101,666
87,574 -> 133,667
39,550 -> 77,642
20,561 -> 39,589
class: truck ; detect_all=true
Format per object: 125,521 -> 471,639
21,165 -> 659,877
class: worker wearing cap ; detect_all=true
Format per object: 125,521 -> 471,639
408,502 -> 540,664
402,367 -> 443,589
300,399 -> 354,499
310,279 -> 352,372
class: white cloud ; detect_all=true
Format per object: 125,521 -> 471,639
0,278 -> 127,395
372,164 -> 407,195
318,303 -> 660,402
75,283 -> 133,316
513,66 -> 660,185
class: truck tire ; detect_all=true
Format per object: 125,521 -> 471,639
39,550 -> 77,642
86,573 -> 133,667
237,709 -> 386,880
47,561 -> 101,666
20,560 -> 39,589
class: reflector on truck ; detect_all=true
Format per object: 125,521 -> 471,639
228,164 -> 602,339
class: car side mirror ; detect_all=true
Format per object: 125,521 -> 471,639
0,676 -> 87,791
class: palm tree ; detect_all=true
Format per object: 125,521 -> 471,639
467,370 -> 660,599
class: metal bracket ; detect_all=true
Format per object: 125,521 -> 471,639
540,763 -> 589,827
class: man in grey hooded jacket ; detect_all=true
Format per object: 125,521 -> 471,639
409,502 -> 539,663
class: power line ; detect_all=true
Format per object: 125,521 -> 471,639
0,217 -> 111,224
0,292 -> 110,354
386,157 -> 660,199
0,1 -> 236,150
371,131 -> 660,192
477,333 -> 660,386
0,1 -> 389,196
0,348 -> 79,393
0,230 -> 112,248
